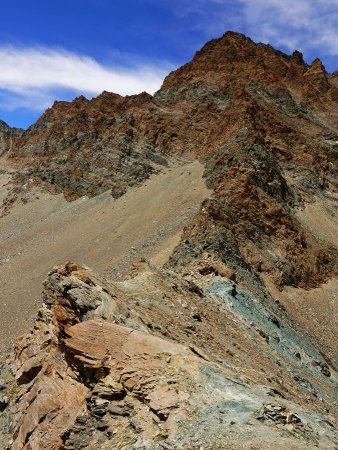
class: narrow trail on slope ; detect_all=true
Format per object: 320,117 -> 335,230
0,160 -> 211,355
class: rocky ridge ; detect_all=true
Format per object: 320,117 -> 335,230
0,31 -> 337,448
0,262 -> 337,449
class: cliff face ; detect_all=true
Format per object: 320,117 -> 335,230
0,31 -> 338,449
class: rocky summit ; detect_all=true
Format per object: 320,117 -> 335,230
0,31 -> 337,449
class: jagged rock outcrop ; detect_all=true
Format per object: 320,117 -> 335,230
0,263 -> 337,449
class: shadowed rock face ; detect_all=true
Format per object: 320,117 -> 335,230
0,263 -> 337,449
0,120 -> 23,156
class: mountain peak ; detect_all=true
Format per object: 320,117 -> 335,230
307,57 -> 326,74
161,31 -> 305,91
290,50 -> 306,66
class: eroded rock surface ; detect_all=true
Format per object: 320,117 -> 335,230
0,263 -> 337,449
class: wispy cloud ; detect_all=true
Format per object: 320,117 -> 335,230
168,0 -> 338,67
2,0 -> 338,116
0,46 -> 170,111
238,0 -> 338,56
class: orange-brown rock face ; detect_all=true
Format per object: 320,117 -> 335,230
1,31 -> 337,294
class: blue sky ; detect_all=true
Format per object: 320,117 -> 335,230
1,0 -> 338,129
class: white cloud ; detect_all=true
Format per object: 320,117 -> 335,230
169,0 -> 338,65
0,46 -> 170,111
238,0 -> 338,55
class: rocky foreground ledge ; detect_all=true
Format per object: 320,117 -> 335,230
0,262 -> 337,449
